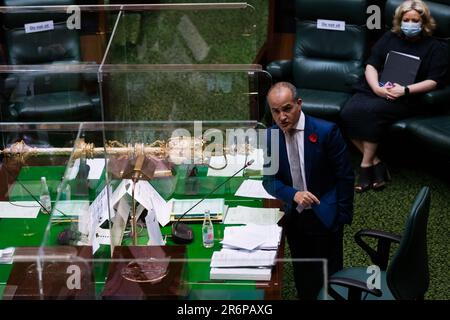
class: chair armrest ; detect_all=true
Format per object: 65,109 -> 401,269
355,229 -> 401,271
4,75 -> 18,92
328,276 -> 382,300
421,85 -> 450,110
266,60 -> 292,81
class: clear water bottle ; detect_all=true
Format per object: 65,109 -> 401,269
39,176 -> 52,214
57,178 -> 71,201
202,210 -> 214,248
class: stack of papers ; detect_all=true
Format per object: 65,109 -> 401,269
0,247 -> 15,264
211,249 -> 277,268
221,225 -> 282,251
223,206 -> 284,225
210,267 -> 272,281
0,201 -> 40,219
209,225 -> 282,281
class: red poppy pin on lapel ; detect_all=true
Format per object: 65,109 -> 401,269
309,133 -> 318,143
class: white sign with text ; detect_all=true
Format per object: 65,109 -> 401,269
317,19 -> 345,31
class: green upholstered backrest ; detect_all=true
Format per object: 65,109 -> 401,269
3,0 -> 82,93
6,23 -> 81,65
2,0 -> 74,28
293,0 -> 368,92
387,186 -> 431,300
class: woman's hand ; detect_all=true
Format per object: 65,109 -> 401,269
385,83 -> 405,100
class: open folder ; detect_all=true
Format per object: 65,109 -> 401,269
379,50 -> 421,86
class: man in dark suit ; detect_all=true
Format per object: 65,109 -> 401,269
263,82 -> 354,299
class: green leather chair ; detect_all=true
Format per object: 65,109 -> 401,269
1,0 -> 100,122
388,0 -> 450,158
321,186 -> 431,300
266,0 -> 368,121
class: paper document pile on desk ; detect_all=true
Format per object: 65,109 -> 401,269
223,206 -> 284,225
210,224 -> 282,281
0,247 -> 15,264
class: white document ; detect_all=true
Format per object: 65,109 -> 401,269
116,197 -> 131,221
0,247 -> 15,264
53,200 -> 89,217
224,206 -> 284,225
207,155 -> 244,177
111,180 -> 170,227
211,249 -> 277,268
145,208 -> 165,246
207,149 -> 264,177
235,179 -> 275,199
220,229 -> 265,251
111,180 -> 130,208
89,185 -> 110,226
170,198 -> 225,217
95,226 -> 111,245
68,158 -> 106,180
222,224 -> 282,250
0,201 -> 40,219
210,267 -> 271,281
88,186 -> 111,254
132,180 -> 171,227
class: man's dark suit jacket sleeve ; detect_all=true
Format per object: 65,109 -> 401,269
262,128 -> 298,205
324,124 -> 355,226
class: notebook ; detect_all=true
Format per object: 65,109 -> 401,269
379,51 -> 421,86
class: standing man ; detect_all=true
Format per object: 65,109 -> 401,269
263,82 -> 354,299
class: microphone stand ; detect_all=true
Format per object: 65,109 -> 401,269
171,159 -> 254,244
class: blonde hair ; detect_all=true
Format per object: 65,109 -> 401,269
392,0 -> 436,37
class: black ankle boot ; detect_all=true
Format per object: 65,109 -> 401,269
372,162 -> 390,190
355,166 -> 374,193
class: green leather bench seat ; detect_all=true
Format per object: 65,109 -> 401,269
9,91 -> 97,121
403,116 -> 450,156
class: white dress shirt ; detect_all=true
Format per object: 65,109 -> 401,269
285,112 -> 309,211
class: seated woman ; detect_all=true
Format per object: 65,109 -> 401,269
340,0 -> 448,192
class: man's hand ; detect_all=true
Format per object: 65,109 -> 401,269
294,191 -> 320,208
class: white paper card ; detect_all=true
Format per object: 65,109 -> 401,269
0,247 -> 15,264
25,20 -> 54,33
0,201 -> 40,218
67,158 -> 106,180
317,19 -> 346,31
53,200 -> 89,217
234,179 -> 275,199
89,186 -> 110,226
130,180 -> 171,227
207,149 -> 264,177
145,208 -> 165,246
224,206 -> 284,225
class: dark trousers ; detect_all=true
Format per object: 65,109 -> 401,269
284,209 -> 343,300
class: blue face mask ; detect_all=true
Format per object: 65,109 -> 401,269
401,21 -> 422,38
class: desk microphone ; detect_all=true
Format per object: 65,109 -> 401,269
171,159 -> 255,244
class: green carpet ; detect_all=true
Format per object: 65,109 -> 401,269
283,152 -> 450,300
